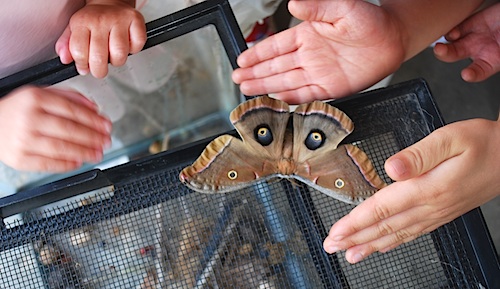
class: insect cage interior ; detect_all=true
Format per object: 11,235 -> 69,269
0,0 -> 498,289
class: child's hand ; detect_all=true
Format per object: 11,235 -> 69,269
55,0 -> 147,78
0,86 -> 112,172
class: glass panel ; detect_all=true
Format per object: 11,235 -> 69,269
0,24 -> 240,193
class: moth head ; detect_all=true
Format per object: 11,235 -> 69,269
305,129 -> 326,150
254,124 -> 273,146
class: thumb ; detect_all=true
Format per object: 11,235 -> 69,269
384,128 -> 461,181
55,26 -> 74,64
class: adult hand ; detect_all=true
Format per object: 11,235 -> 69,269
323,118 -> 500,264
0,86 -> 112,172
55,0 -> 146,78
232,0 -> 406,104
434,3 -> 500,82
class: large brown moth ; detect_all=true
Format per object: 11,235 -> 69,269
179,95 -> 386,205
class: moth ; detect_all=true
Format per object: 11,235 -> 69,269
179,95 -> 386,205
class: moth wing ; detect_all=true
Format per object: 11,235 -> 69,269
292,101 -> 354,164
179,135 -> 277,193
295,144 -> 387,205
231,95 -> 290,159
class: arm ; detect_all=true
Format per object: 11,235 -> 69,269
380,0 -> 483,61
56,0 -> 147,78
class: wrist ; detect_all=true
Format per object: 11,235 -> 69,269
380,0 -> 484,61
378,3 -> 413,61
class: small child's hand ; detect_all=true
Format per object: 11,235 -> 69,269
0,86 -> 112,172
55,0 -> 147,78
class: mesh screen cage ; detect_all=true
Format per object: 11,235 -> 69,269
0,0 -> 499,288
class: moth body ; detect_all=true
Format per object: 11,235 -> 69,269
276,158 -> 296,175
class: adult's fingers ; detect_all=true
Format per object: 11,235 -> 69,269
323,181 -> 423,251
343,227 -> 424,264
238,69 -> 321,97
236,28 -> 300,69
233,51 -> 301,84
433,40 -> 470,63
461,58 -> 496,82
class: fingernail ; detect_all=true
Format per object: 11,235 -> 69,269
389,158 -> 406,176
77,67 -> 89,76
433,43 -> 447,56
447,29 -> 460,40
461,68 -> 476,82
325,245 -> 340,254
93,150 -> 103,162
350,253 -> 364,264
103,121 -> 112,134
103,138 -> 112,150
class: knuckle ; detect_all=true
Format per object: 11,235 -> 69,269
395,229 -> 412,242
339,238 -> 358,249
70,47 -> 87,62
110,50 -> 128,66
131,34 -> 147,51
89,54 -> 107,66
47,140 -> 70,158
404,147 -> 426,174
363,243 -> 380,256
376,221 -> 394,236
61,119 -> 78,133
432,205 -> 453,221
17,87 -> 43,105
373,204 -> 391,221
